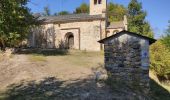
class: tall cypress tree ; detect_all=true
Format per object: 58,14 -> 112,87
128,0 -> 153,38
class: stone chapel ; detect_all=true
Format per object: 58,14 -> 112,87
29,0 -> 127,51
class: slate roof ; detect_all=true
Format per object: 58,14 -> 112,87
107,21 -> 124,29
98,30 -> 156,45
37,13 -> 104,23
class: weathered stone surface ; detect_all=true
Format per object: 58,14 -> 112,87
104,38 -> 150,99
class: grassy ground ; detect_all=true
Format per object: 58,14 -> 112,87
150,71 -> 170,92
0,50 -> 108,100
150,71 -> 170,100
0,51 -> 3,62
0,50 -> 169,100
28,54 -> 47,62
48,50 -> 104,67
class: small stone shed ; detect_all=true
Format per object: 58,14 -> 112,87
98,30 -> 156,94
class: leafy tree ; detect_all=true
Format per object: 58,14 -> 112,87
107,2 -> 127,22
150,41 -> 170,80
161,20 -> 170,49
0,0 -> 34,49
74,3 -> 89,14
128,0 -> 153,38
74,2 -> 126,22
58,11 -> 70,15
42,6 -> 50,16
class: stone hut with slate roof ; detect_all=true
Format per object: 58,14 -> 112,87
29,0 -> 127,51
99,30 -> 156,98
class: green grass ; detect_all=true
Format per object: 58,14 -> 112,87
60,50 -> 104,67
27,50 -> 104,65
29,54 -> 47,62
149,71 -> 170,100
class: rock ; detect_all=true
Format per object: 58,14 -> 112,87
81,93 -> 90,99
45,91 -> 53,96
5,48 -> 14,56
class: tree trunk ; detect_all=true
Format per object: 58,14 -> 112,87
0,38 -> 6,51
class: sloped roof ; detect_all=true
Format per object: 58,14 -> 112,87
98,30 -> 156,45
107,21 -> 124,29
38,13 -> 104,23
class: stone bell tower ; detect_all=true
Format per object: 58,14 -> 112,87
90,0 -> 107,16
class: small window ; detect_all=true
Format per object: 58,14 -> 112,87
98,0 -> 102,4
94,0 -> 97,5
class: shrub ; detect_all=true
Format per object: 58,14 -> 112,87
150,41 -> 170,80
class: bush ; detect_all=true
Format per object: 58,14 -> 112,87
150,41 -> 170,80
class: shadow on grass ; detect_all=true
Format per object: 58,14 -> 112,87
0,77 -> 113,100
150,78 -> 170,100
105,76 -> 170,99
0,76 -> 169,100
15,48 -> 69,56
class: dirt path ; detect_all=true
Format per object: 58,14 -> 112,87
0,55 -> 48,89
0,54 -> 116,100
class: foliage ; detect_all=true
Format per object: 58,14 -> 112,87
73,1 -> 154,37
74,2 -> 126,22
0,0 -> 34,49
42,6 -> 50,16
74,3 -> 89,14
161,20 -> 170,49
128,0 -> 153,38
150,40 -> 170,80
57,11 -> 70,15
107,2 -> 127,22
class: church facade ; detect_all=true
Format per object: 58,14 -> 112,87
29,0 -> 127,51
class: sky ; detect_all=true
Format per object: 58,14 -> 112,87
27,0 -> 170,38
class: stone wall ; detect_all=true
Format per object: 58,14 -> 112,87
30,19 -> 106,51
106,28 -> 123,37
104,34 -> 150,98
55,20 -> 105,51
29,24 -> 56,48
90,0 -> 107,15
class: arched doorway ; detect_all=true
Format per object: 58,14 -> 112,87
65,32 -> 74,49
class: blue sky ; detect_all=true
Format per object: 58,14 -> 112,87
27,0 -> 170,38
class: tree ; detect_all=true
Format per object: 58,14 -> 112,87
150,41 -> 170,80
74,2 -> 126,22
42,6 -> 50,16
0,0 -> 34,49
107,2 -> 127,22
161,20 -> 170,49
128,0 -> 153,38
58,11 -> 70,15
74,3 -> 89,14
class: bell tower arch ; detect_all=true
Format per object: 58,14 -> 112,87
90,0 -> 107,15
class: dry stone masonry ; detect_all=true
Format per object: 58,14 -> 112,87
99,30 -> 156,99
105,40 -> 149,92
